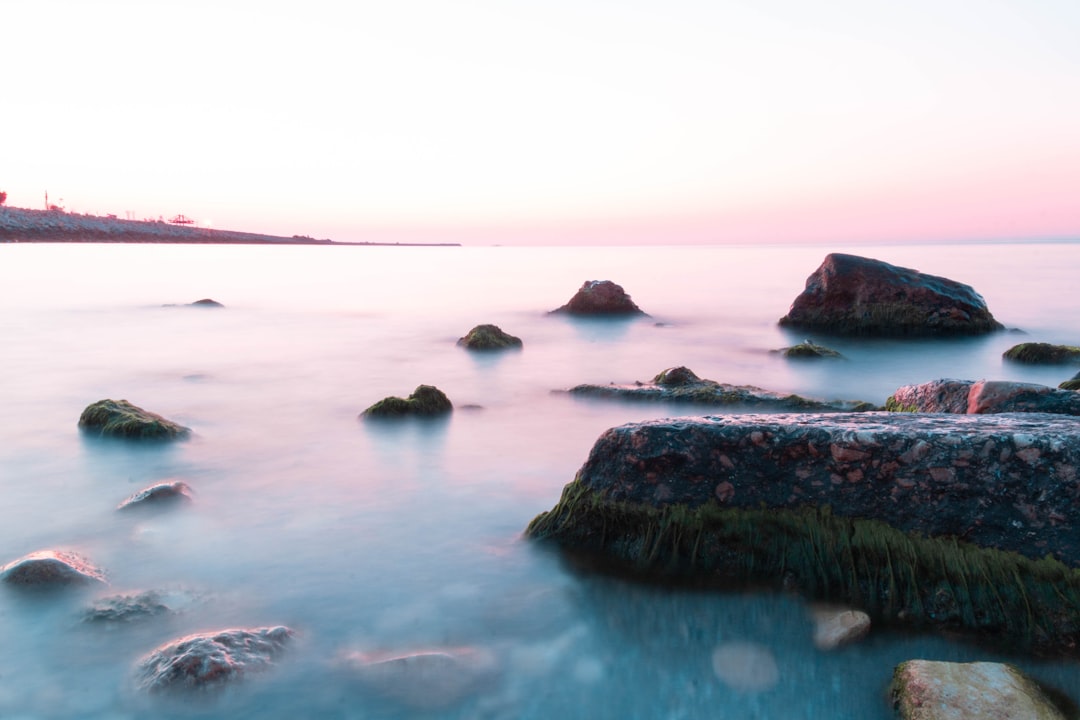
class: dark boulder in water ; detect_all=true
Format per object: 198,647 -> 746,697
361,385 -> 453,418
134,626 -> 293,693
1003,342 -> 1080,365
1061,371 -> 1080,391
189,298 -> 224,307
78,399 -> 190,440
886,378 -> 1080,415
526,412 -> 1080,655
456,324 -> 523,350
551,280 -> 645,316
778,254 -> 1002,336
771,341 -> 844,359
1,550 -> 106,587
117,480 -> 193,511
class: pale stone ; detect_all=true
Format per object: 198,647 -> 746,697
810,605 -> 871,650
891,660 -> 1068,719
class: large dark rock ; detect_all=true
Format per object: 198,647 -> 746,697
551,280 -> 645,316
1003,342 -> 1080,365
134,626 -> 293,693
78,399 -> 191,440
886,379 -> 1080,415
1,550 -> 106,587
527,412 -> 1080,655
569,366 -> 876,412
1061,371 -> 1080,392
456,324 -> 522,350
778,254 -> 1003,336
890,660 -> 1072,719
361,385 -> 453,418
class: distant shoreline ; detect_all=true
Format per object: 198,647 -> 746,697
0,206 -> 460,247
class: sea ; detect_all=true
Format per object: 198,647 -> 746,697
0,240 -> 1078,719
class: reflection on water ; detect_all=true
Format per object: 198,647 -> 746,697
1,242 -> 1079,718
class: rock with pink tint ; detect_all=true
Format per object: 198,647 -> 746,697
134,626 -> 293,693
887,379 -> 1080,415
117,480 -> 193,511
551,280 -> 645,316
342,646 -> 500,710
0,550 -> 106,587
810,605 -> 871,650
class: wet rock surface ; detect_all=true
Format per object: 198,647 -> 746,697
342,647 -> 500,710
83,589 -> 201,623
361,385 -> 453,418
778,253 -> 1002,336
117,480 -> 193,511
772,341 -> 844,359
1003,342 -> 1080,365
134,626 -> 293,693
810,606 -> 871,650
457,324 -> 523,350
551,280 -> 645,316
890,660 -> 1071,719
1,550 -> 107,587
887,379 -> 1080,415
78,399 -> 191,440
569,366 -> 876,412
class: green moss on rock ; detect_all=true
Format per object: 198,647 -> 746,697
362,385 -> 453,418
775,342 -> 843,359
884,396 -> 919,413
457,324 -> 523,350
527,482 -> 1080,655
1004,343 -> 1080,365
78,399 -> 190,440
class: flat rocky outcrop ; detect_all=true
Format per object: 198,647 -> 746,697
569,366 -> 876,412
457,324 -> 522,350
134,626 -> 293,693
78,399 -> 191,440
1,550 -> 106,587
1003,342 -> 1080,365
778,254 -> 1002,336
886,379 -> 1080,415
550,280 -> 645,316
527,412 -> 1080,655
361,385 -> 453,418
890,660 -> 1071,719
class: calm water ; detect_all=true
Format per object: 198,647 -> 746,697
1,241 -> 1078,719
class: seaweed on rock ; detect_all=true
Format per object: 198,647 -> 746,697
78,399 -> 190,440
362,385 -> 453,418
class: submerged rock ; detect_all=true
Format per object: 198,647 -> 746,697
526,412 -> 1080,655
361,385 -> 453,418
83,588 -> 200,623
1003,342 -> 1080,365
134,626 -> 293,693
1,550 -> 106,587
886,379 -> 1080,415
569,366 -> 877,412
890,660 -> 1072,719
342,647 -> 500,711
778,254 -> 1002,336
711,642 -> 779,693
810,606 -> 871,651
1061,371 -> 1080,391
78,399 -> 191,440
189,298 -> 224,308
551,280 -> 645,316
772,341 -> 844,359
457,324 -> 523,350
117,480 -> 193,511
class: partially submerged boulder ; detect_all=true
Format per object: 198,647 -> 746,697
551,280 -> 645,316
457,324 -> 523,350
772,341 -> 844,359
83,588 -> 200,624
810,606 -> 871,651
78,399 -> 191,440
1061,371 -> 1080,392
569,366 -> 877,412
361,385 -> 452,418
886,379 -> 1080,415
890,660 -> 1072,719
341,647 -> 500,711
117,481 -> 193,511
1,550 -> 106,587
778,254 -> 1002,336
189,298 -> 224,307
526,412 -> 1080,654
134,626 -> 293,693
1003,342 -> 1080,365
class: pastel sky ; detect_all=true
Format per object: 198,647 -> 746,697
4,1 -> 1079,245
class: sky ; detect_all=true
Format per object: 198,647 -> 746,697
3,0 -> 1080,245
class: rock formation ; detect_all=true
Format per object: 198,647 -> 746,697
772,341 -> 844,359
551,280 -> 645,316
1,550 -> 106,587
890,660 -> 1071,719
361,385 -> 453,418
527,412 -> 1080,654
886,379 -> 1080,415
1003,342 -> 1080,364
117,481 -> 193,511
778,254 -> 1002,336
134,626 -> 293,693
341,647 -> 500,710
456,324 -> 523,350
78,399 -> 191,440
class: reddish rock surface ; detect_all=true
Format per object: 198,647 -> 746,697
551,280 -> 645,316
888,379 -> 1080,415
0,550 -> 107,587
134,626 -> 293,693
778,254 -> 1002,336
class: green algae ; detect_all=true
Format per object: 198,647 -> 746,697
776,342 -> 843,359
457,324 -> 523,350
362,385 -> 453,418
78,399 -> 190,440
884,396 -> 918,413
527,482 -> 1080,654
1005,343 -> 1080,365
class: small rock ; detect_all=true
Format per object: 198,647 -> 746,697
134,626 -> 293,693
1061,371 -> 1080,391
810,605 -> 870,650
361,385 -> 453,418
710,642 -> 778,693
343,647 -> 500,710
774,341 -> 844,359
1,550 -> 106,587
117,481 -> 193,511
457,324 -> 523,350
1003,342 -> 1080,365
78,399 -> 190,440
890,660 -> 1071,719
189,298 -> 224,308
83,589 -> 197,623
551,280 -> 645,316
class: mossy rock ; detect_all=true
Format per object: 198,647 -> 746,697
1061,378 -> 1080,391
774,341 -> 843,359
78,399 -> 191,440
652,366 -> 701,386
527,483 -> 1080,655
1003,343 -> 1080,365
362,385 -> 453,418
457,324 -> 523,350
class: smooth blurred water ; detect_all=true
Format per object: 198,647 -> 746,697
0,241 -> 1078,719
